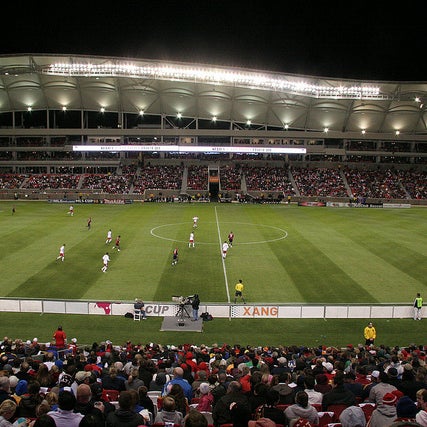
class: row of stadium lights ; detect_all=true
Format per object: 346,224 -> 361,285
24,105 -> 403,136
44,63 -> 383,100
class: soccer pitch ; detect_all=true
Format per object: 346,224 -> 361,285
1,201 -> 426,305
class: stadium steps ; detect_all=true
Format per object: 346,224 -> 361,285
340,169 -> 353,198
288,170 -> 301,197
76,175 -> 85,189
181,166 -> 188,192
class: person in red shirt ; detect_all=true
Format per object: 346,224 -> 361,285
53,325 -> 67,349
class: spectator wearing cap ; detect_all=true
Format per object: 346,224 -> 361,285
388,396 -> 420,427
196,382 -> 213,412
285,391 -> 319,426
385,355 -> 405,379
368,371 -> 397,405
16,380 -> 43,418
322,361 -> 335,382
68,337 -> 78,356
387,367 -> 402,388
271,356 -> 290,376
322,371 -> 357,411
361,370 -> 380,402
192,370 -> 207,397
304,375 -> 323,405
367,392 -> 398,427
74,370 -> 91,385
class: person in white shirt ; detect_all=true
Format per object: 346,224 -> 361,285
192,216 -> 199,228
304,375 -> 323,405
222,241 -> 229,258
189,232 -> 195,247
56,244 -> 65,261
101,252 -> 110,272
106,229 -> 112,244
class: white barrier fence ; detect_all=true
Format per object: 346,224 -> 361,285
0,299 -> 415,319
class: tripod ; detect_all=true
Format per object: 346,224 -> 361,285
176,303 -> 191,325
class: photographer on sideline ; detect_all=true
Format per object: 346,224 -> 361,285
191,294 -> 200,321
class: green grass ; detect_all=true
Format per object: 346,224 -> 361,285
1,201 -> 426,347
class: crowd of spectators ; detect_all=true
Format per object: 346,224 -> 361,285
187,166 -> 208,191
291,168 -> 348,198
1,336 -> 427,427
344,168 -> 408,200
24,175 -> 81,190
242,167 -> 294,194
0,166 -> 426,201
220,166 -> 242,191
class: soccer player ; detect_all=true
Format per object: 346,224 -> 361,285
56,244 -> 65,262
234,279 -> 246,304
111,235 -> 121,251
222,241 -> 229,258
68,205 -> 74,216
228,231 -> 234,247
192,216 -> 199,228
106,229 -> 112,244
172,248 -> 179,265
87,217 -> 92,230
189,232 -> 195,248
101,252 -> 110,272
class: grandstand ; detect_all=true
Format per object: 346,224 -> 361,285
0,54 -> 426,205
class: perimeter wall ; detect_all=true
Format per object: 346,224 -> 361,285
0,299 -> 415,319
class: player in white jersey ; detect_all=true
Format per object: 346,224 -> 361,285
106,229 -> 112,244
222,241 -> 229,259
192,216 -> 199,228
101,252 -> 110,272
189,232 -> 195,248
56,244 -> 65,261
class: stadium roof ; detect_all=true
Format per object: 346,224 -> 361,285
1,54 -> 427,141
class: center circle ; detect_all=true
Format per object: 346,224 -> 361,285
150,222 -> 288,245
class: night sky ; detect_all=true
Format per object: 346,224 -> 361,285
2,2 -> 425,82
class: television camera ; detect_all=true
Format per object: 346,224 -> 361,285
172,295 -> 194,305
172,295 -> 195,324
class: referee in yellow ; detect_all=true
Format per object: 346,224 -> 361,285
234,279 -> 246,304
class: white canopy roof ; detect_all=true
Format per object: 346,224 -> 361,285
0,54 -> 426,140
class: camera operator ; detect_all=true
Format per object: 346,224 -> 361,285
191,294 -> 200,321
134,298 -> 147,320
